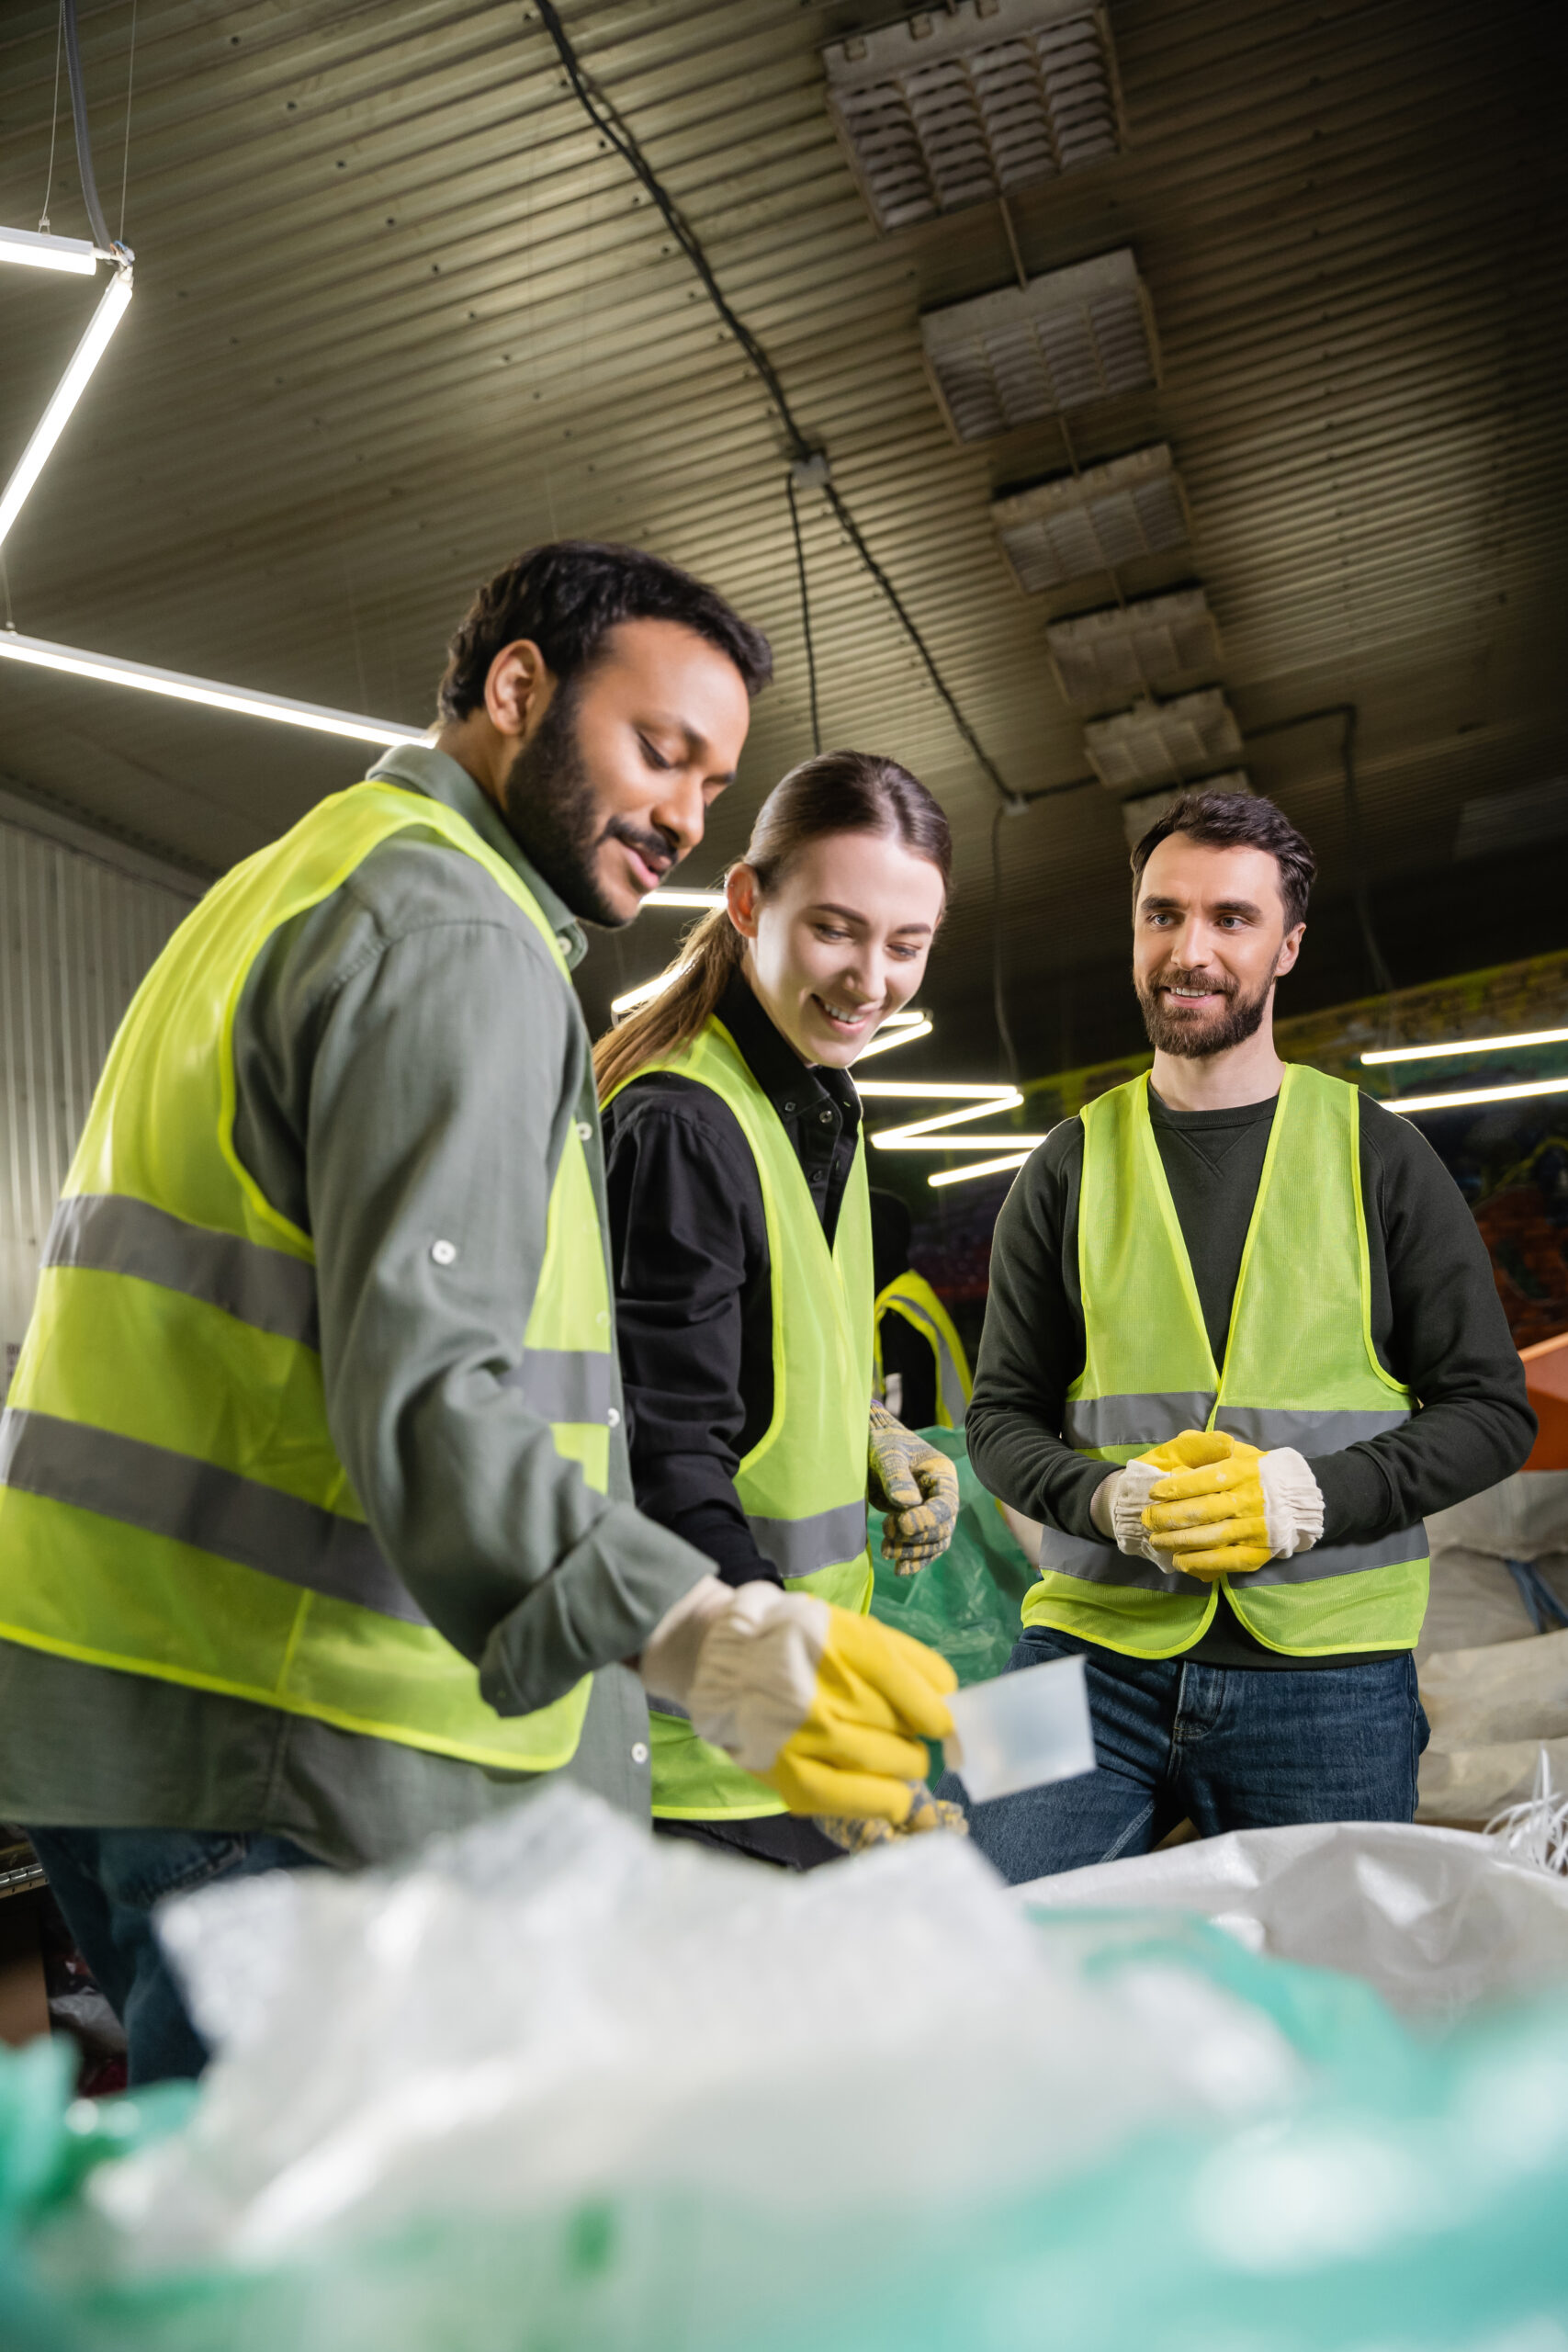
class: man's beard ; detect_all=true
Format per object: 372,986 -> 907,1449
499,685 -> 674,929
1135,962 -> 1272,1058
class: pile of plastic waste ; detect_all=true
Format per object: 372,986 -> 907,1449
5,1783 -> 1568,2351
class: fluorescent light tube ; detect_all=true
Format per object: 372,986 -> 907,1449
1083,690 -> 1242,791
0,629 -> 427,747
645,889 -> 724,910
854,1017 -> 934,1061
922,250 -> 1157,446
823,0 -> 1123,237
930,1150 -> 1033,1187
993,445 -> 1190,594
0,224 -> 98,275
1047,588 -> 1220,714
610,967 -> 691,1016
1383,1076 -> 1568,1116
0,266 -> 133,551
1363,1027 -> 1568,1066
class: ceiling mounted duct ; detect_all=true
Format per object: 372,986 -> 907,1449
992,443 -> 1190,593
921,249 -> 1158,445
822,0 -> 1124,237
1083,691 -> 1243,791
1047,588 -> 1221,713
1119,774 -> 1252,849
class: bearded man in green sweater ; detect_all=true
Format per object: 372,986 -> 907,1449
960,789 -> 1534,1882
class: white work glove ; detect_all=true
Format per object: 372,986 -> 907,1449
1089,1458 -> 1168,1562
638,1577 -> 955,1823
1258,1447 -> 1325,1557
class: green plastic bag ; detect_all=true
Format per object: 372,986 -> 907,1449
868,1428 -> 1032,1686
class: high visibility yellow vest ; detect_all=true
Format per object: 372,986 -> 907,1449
1021,1066 -> 1429,1658
0,782 -> 615,1770
605,1015 -> 874,1819
874,1269 -> 973,1430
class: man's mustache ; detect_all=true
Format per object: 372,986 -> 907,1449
599,816 -> 681,880
1150,965 -> 1237,1000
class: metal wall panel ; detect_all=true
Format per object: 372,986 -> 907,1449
0,816 -> 197,1385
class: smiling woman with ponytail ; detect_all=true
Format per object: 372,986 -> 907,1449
597,749 -> 964,1869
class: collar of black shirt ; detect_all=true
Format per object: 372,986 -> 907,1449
716,970 -> 863,1137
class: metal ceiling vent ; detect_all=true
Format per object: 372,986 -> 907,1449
1083,690 -> 1243,789
921,250 -> 1158,445
1119,774 -> 1252,849
1047,588 -> 1221,712
993,443 -> 1190,593
823,0 -> 1124,236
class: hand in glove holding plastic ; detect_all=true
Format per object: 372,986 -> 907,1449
869,1400 -> 960,1575
1137,1430 -> 1325,1579
640,1577 -> 956,1823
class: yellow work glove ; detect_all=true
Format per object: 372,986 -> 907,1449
869,1401 -> 961,1575
639,1578 -> 956,1825
1140,1430 -> 1270,1579
815,1782 -> 970,1853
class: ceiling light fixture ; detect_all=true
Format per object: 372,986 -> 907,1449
922,249 -> 1158,447
854,1015 -> 934,1061
1363,1027 -> 1568,1067
823,0 -> 1124,237
1383,1076 -> 1568,1116
1047,587 -> 1220,713
930,1149 -> 1033,1188
0,257 -> 134,552
1083,689 -> 1242,791
0,224 -> 99,275
860,1078 -> 1048,1166
992,444 -> 1190,594
0,629 -> 426,747
645,888 -> 724,910
610,967 -> 689,1017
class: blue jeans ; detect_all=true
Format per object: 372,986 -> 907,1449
27,1826 -> 322,2085
943,1625 -> 1430,1887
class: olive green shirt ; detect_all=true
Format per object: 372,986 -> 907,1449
0,745 -> 713,1865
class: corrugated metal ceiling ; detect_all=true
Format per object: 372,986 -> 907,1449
0,0 -> 1563,1074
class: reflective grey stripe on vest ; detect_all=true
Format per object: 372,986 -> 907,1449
0,1407 -> 430,1627
1063,1396 -> 1411,1454
1063,1394 -> 1215,1451
748,1498 -> 869,1581
43,1193 -> 321,1351
885,1298 -> 967,1430
1036,1520 -> 1427,1593
498,1348 -> 615,1425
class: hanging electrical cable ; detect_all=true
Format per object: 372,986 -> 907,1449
784,465 -> 821,758
62,0 -> 113,254
530,0 -> 1016,804
1243,704 -> 1394,996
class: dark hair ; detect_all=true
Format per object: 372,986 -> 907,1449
437,540 -> 773,722
595,750 -> 952,1098
1129,789 -> 1316,931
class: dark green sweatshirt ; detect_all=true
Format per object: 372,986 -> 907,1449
967,1083 -> 1537,1667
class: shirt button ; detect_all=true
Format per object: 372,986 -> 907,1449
818,1110 -> 833,1125
606,1406 -> 622,1429
576,1120 -> 592,1141
430,1238 -> 457,1266
631,1741 -> 649,1766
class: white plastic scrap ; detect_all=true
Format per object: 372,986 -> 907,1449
1486,1747 -> 1568,1877
91,1787 -> 1305,2270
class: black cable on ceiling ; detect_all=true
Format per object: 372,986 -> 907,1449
530,0 -> 1016,805
62,0 -> 113,253
1242,704 -> 1395,995
784,470 -> 821,759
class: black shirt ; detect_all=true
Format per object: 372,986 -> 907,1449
967,1083 -> 1537,1668
602,973 -> 862,1589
